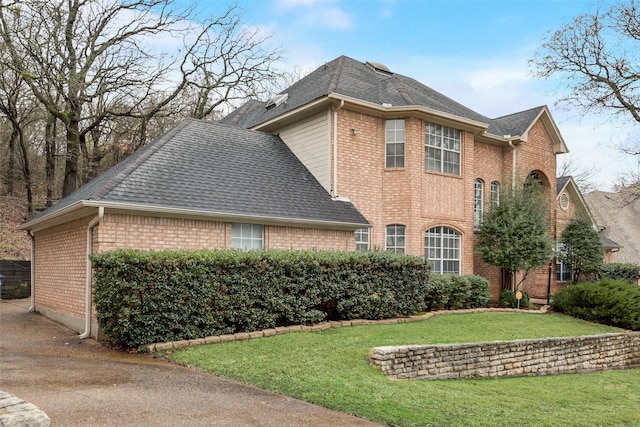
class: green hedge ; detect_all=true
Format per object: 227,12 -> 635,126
552,279 -> 640,330
91,249 -> 433,348
425,274 -> 491,310
600,263 -> 640,284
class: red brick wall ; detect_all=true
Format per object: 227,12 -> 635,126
33,216 -> 92,319
334,108 -> 559,298
32,212 -> 355,333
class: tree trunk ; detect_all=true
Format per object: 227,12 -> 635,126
16,126 -> 33,213
5,126 -> 18,195
45,113 -> 57,207
62,117 -> 80,197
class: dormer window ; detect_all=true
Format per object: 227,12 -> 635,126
265,93 -> 288,110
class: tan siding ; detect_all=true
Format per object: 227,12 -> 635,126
278,112 -> 331,191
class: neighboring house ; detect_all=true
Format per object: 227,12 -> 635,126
221,55 -> 571,299
585,188 -> 640,264
19,120 -> 368,337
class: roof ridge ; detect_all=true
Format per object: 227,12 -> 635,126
90,119 -> 195,200
327,56 -> 347,94
492,105 -> 545,121
390,76 -> 416,105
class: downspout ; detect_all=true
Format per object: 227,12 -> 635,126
333,99 -> 344,197
28,231 -> 35,312
508,139 -> 516,189
508,138 -> 517,291
79,206 -> 103,339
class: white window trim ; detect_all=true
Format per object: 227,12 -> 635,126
425,122 -> 461,175
231,223 -> 264,250
425,226 -> 461,275
355,228 -> 370,251
385,119 -> 405,168
474,179 -> 484,229
385,224 -> 406,254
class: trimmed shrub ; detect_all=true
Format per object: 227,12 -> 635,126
426,274 -> 491,310
498,289 -> 530,309
552,279 -> 640,330
600,263 -> 640,284
91,249 -> 431,348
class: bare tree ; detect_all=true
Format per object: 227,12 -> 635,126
557,155 -> 600,193
531,1 -> 640,190
0,0 -> 283,198
0,53 -> 42,212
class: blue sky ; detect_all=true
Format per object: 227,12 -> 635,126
190,0 -> 634,191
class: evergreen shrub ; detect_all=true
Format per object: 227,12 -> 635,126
600,263 -> 640,284
425,274 -> 490,310
91,249 -> 433,348
552,279 -> 640,330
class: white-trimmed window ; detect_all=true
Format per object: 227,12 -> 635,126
386,224 -> 406,254
425,122 -> 461,175
474,179 -> 484,229
490,181 -> 500,208
556,242 -> 572,282
355,228 -> 370,251
425,226 -> 461,274
231,223 -> 263,250
385,119 -> 405,168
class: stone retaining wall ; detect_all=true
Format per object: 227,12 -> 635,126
369,332 -> 640,380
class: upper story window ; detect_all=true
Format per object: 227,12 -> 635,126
491,181 -> 500,208
385,224 -> 406,254
355,228 -> 370,251
474,179 -> 484,229
385,119 -> 405,168
425,226 -> 461,274
425,122 -> 461,175
231,223 -> 264,250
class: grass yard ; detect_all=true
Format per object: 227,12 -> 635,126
168,312 -> 640,427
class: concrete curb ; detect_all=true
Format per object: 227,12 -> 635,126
0,391 -> 50,427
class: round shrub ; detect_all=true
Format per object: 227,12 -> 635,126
498,289 -> 530,309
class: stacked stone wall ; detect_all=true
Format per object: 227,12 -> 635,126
369,332 -> 640,380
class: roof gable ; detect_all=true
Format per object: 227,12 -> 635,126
22,119 -> 369,230
557,176 -> 596,226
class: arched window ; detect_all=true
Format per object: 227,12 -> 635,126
474,179 -> 484,229
490,181 -> 500,208
386,224 -> 406,254
425,226 -> 461,274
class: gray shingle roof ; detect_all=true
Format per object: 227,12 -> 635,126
221,55 -> 545,139
24,119 -> 369,228
556,176 -> 571,196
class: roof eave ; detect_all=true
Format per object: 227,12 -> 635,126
21,200 -> 371,232
251,92 -> 491,134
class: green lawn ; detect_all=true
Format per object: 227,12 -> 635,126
168,312 -> 640,427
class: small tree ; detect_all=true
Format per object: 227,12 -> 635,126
558,217 -> 603,283
476,177 -> 553,291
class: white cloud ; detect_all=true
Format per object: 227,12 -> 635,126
273,0 -> 352,30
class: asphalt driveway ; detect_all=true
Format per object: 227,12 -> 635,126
0,299 -> 380,426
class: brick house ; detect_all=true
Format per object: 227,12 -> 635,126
221,56 -> 580,300
19,120 -> 368,337
21,55 -> 608,336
